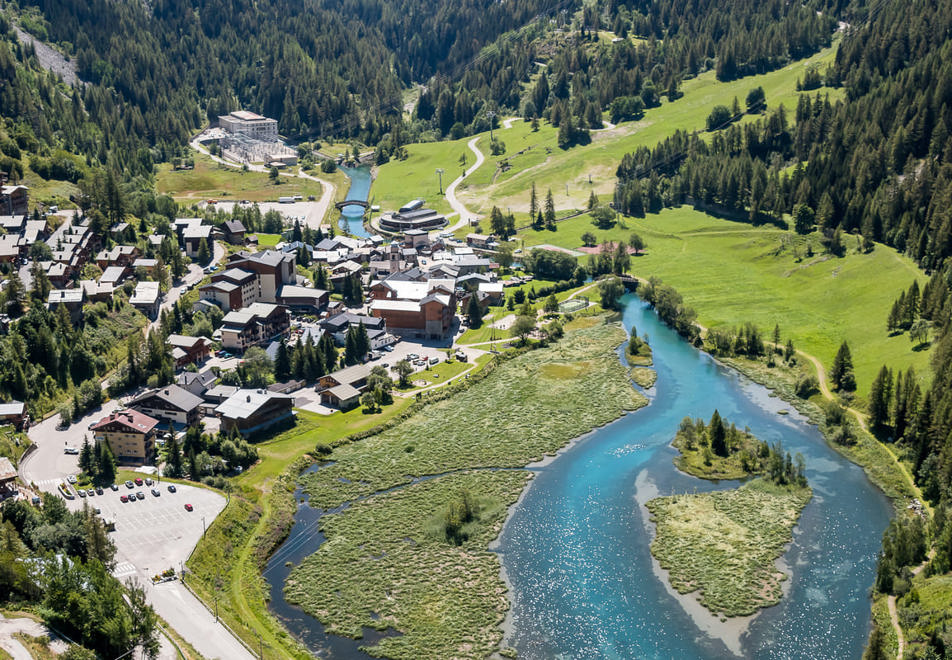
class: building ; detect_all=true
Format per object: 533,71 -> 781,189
99,265 -> 129,287
182,224 -> 215,259
0,185 -> 28,216
90,409 -> 158,463
320,383 -> 361,410
0,400 -> 26,429
47,289 -> 85,322
379,207 -> 447,233
95,245 -> 139,269
166,334 -> 211,368
202,267 -> 259,311
320,312 -> 386,345
203,384 -> 240,404
276,285 -> 329,313
130,281 -> 160,319
176,370 -> 217,397
220,302 -> 290,351
368,277 -> 457,339
466,233 -> 498,250
218,111 -> 279,141
0,457 -> 17,498
128,385 -> 204,427
215,388 -> 294,436
317,363 -> 376,409
221,220 -> 246,244
227,251 -> 296,303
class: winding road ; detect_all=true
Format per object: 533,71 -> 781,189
189,138 -> 336,230
439,136 -> 486,235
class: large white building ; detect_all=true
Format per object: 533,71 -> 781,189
218,111 -> 279,140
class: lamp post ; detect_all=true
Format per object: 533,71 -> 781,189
436,168 -> 445,195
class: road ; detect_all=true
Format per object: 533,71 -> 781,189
189,138 -> 335,230
440,136 -> 485,235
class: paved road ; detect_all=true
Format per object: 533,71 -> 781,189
440,136 -> 485,235
190,138 -> 336,231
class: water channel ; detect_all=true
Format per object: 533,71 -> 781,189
265,294 -> 893,659
337,165 -> 373,238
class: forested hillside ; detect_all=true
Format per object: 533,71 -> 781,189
614,0 -> 952,269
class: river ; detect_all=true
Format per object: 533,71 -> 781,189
338,165 -> 373,238
265,295 -> 892,658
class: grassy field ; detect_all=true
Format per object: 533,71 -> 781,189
286,318 -> 644,657
299,320 -> 646,509
254,233 -> 282,247
156,153 -> 325,204
897,573 -> 952,657
520,206 -> 930,399
0,425 -> 31,466
372,137 -> 476,216
21,166 -> 79,211
646,478 -> 812,617
630,367 -> 657,388
286,470 -> 530,659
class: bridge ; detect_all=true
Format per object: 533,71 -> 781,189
335,199 -> 369,211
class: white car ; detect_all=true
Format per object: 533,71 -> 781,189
64,446 -> 79,455
179,286 -> 188,295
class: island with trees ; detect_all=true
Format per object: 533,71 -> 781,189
646,413 -> 811,618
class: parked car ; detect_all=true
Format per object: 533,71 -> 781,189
134,478 -> 143,486
87,489 -> 95,497
120,495 -> 128,503
78,490 -> 86,498
429,357 -> 439,366
110,484 -> 119,491
135,491 -> 145,500
167,484 -> 177,493
67,475 -> 78,484
125,480 -> 134,489
64,446 -> 79,455
184,503 -> 193,512
145,478 -> 153,486
95,487 -> 103,495
94,507 -> 101,514
179,286 -> 187,295
151,489 -> 160,497
407,353 -> 419,360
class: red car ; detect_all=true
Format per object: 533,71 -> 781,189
184,503 -> 193,512
120,495 -> 128,503
134,478 -> 144,486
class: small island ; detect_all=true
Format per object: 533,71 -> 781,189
646,414 -> 812,618
626,325 -> 656,387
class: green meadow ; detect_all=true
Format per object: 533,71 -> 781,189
516,206 -> 930,400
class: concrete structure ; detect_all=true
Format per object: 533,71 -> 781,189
130,281 -> 160,318
220,302 -> 290,352
379,207 -> 447,233
215,389 -> 294,436
128,385 -> 204,427
91,409 -> 158,463
218,111 -> 279,140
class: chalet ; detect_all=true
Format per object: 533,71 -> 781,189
47,289 -> 85,322
166,334 -> 211,367
203,384 -> 239,404
320,383 -> 360,410
132,258 -> 159,276
99,265 -> 129,287
368,276 -> 457,339
182,224 -> 215,258
79,280 -> 114,303
466,233 -> 497,250
318,363 -> 375,409
0,185 -> 28,215
45,262 -> 72,288
128,385 -> 204,426
478,281 -> 505,306
221,220 -> 246,245
215,389 -> 294,436
130,281 -> 160,319
176,370 -> 217,397
0,214 -> 25,234
95,245 -> 139,269
220,302 -> 290,351
320,312 -> 385,345
90,409 -> 158,463
0,400 -> 26,429
276,285 -> 329,313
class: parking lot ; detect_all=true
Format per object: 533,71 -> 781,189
66,480 -> 225,577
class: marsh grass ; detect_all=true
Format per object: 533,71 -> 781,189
630,367 -> 657,388
646,478 -> 812,617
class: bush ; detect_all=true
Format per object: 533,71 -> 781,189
795,375 -> 819,398
706,105 -> 733,131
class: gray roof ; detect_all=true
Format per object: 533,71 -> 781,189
215,388 -> 293,420
177,370 -> 216,388
0,400 -> 25,416
327,383 -> 360,400
129,385 -> 204,412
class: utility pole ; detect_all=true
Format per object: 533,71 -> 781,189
436,168 -> 444,195
487,110 -> 496,142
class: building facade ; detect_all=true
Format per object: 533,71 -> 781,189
90,409 -> 158,463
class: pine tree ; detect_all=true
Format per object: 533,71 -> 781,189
868,365 -> 893,432
197,238 -> 210,264
355,322 -> 370,358
831,341 -> 856,392
902,281 -> 920,329
274,341 -> 291,382
165,436 -> 184,479
79,436 -> 96,477
544,189 -> 556,229
886,296 -> 902,333
709,410 -> 728,457
467,294 -> 483,327
96,439 -> 117,485
529,182 -> 538,219
344,327 -> 358,365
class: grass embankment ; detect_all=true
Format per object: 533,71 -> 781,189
646,478 -> 812,618
156,153 -> 325,204
287,319 -> 644,658
0,425 -> 31,465
895,573 -> 952,657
